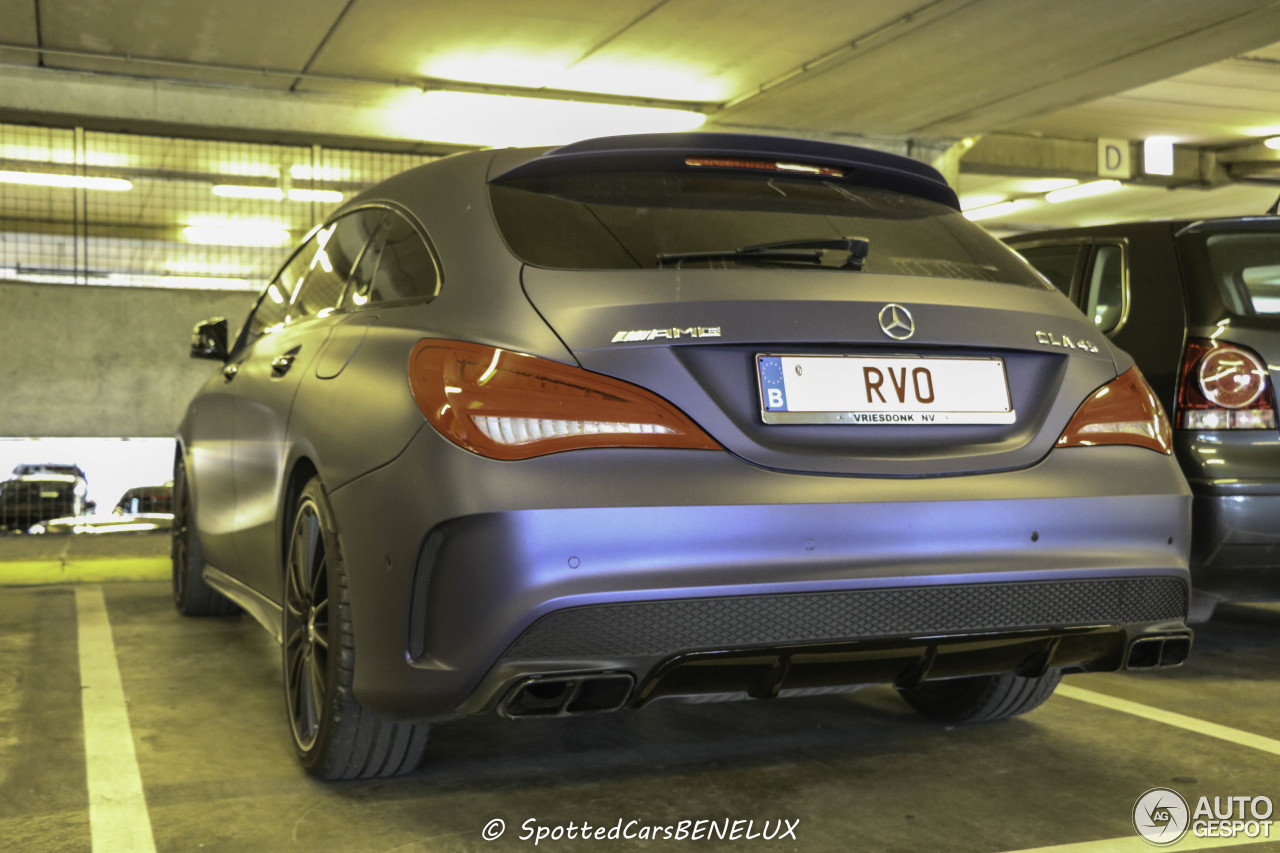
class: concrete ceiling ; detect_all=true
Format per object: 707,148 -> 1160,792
2,0 -> 1280,233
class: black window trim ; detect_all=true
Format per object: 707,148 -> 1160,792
231,203 -> 443,357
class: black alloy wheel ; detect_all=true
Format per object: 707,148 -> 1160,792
171,457 -> 236,616
281,476 -> 430,779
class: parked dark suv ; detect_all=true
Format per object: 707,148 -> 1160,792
1007,217 -> 1280,619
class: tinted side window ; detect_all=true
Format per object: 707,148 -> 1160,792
1085,243 -> 1127,334
289,212 -> 377,322
245,240 -> 318,343
1015,244 -> 1083,297
348,210 -> 440,307
1204,232 -> 1280,315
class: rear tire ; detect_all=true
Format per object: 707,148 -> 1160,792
172,457 -> 238,617
897,670 -> 1061,723
283,476 -> 430,780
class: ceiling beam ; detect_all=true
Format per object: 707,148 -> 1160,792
959,131 -> 1280,187
0,64 -> 469,153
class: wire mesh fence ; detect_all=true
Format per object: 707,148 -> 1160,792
1,122 -> 435,292
0,123 -> 439,516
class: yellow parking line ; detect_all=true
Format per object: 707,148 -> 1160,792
1057,683 -> 1280,757
76,585 -> 157,853
1,558 -> 169,585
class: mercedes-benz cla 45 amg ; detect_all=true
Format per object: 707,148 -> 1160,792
175,133 -> 1192,779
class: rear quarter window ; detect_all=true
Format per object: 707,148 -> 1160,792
1202,231 -> 1280,315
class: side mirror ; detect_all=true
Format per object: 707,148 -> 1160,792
191,317 -> 230,361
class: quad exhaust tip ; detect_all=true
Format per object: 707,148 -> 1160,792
1126,634 -> 1192,670
501,673 -> 635,719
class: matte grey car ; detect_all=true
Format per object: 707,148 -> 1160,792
175,133 -> 1193,780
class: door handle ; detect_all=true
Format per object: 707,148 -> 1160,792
271,346 -> 301,376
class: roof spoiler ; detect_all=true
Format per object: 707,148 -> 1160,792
490,132 -> 959,210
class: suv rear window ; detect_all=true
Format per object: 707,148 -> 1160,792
490,171 -> 1047,287
1201,231 -> 1280,315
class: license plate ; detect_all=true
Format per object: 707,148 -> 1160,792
757,354 -> 1015,425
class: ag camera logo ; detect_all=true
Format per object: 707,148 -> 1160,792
1133,788 -> 1190,845
1133,788 -> 1275,844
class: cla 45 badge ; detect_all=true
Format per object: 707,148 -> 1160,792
1036,330 -> 1099,353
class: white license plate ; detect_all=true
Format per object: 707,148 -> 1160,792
757,354 -> 1015,425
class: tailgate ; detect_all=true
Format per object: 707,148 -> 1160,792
522,266 -> 1119,477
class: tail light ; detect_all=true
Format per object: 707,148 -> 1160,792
1175,339 -> 1276,430
408,339 -> 721,460
1056,366 -> 1172,454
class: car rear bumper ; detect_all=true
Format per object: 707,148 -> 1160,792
1179,433 -> 1280,599
327,440 -> 1191,721
1189,489 -> 1280,600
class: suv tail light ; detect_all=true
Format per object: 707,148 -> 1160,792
1056,366 -> 1172,454
1175,339 -> 1276,430
408,339 -> 720,460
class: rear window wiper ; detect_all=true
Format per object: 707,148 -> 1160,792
657,237 -> 869,271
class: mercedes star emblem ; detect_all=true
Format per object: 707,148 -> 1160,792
878,303 -> 915,340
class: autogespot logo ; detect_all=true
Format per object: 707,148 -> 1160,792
1133,788 -> 1191,845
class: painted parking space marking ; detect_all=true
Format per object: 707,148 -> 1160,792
76,585 -> 157,853
1057,683 -> 1280,757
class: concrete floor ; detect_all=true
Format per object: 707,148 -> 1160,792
2,580 -> 1279,853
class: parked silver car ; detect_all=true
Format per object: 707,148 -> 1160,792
175,132 -> 1192,779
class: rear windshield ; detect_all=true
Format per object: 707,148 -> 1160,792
1198,230 -> 1280,316
490,171 -> 1047,287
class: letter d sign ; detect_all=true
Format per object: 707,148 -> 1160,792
1098,138 -> 1131,178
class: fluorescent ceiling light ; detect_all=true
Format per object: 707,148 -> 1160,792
963,199 -> 1037,221
1018,178 -> 1078,193
183,225 -> 292,247
1143,137 -> 1175,176
213,185 -> 285,200
288,188 -> 344,203
422,55 -> 726,102
960,193 -> 1008,211
2,147 -> 131,168
1044,180 -> 1122,204
1266,137 -> 1280,150
290,164 -> 351,182
405,90 -> 706,147
103,273 -> 255,291
0,170 -> 132,191
212,185 -> 344,203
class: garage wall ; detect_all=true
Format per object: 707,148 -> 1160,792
0,281 -> 253,437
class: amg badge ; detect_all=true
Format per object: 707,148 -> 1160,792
611,327 -> 722,343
